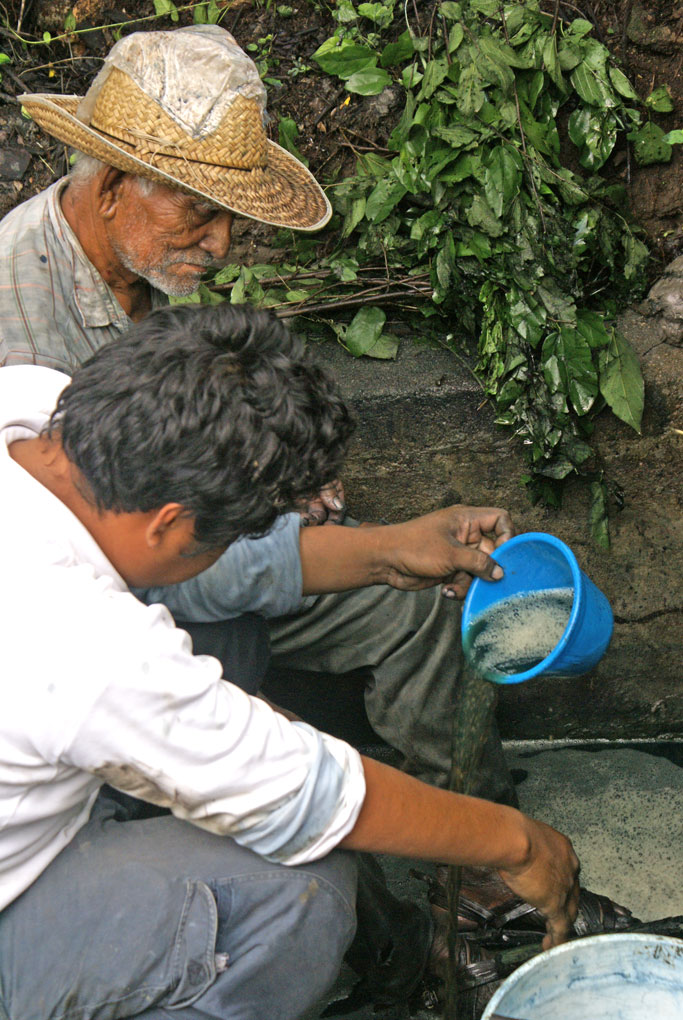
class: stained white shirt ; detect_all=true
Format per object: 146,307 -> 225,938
0,365 -> 365,911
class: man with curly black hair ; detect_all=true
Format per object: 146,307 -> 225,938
0,303 -> 579,1020
0,26 -> 519,816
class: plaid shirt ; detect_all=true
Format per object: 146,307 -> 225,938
0,178 -> 166,373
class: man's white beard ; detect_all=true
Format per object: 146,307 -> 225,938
114,243 -> 211,298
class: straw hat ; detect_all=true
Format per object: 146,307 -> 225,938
19,26 -> 332,231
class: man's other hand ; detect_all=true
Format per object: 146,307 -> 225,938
299,479 -> 346,526
383,505 -> 515,598
498,817 -> 581,949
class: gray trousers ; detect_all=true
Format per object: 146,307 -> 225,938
0,791 -> 358,1020
0,791 -> 431,1020
269,584 -> 515,803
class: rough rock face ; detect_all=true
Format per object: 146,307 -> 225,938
627,0 -> 683,54
641,255 -> 683,346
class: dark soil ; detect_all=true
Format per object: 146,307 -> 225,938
0,0 -> 682,270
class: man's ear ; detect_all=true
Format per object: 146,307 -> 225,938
145,504 -> 190,548
97,166 -> 130,220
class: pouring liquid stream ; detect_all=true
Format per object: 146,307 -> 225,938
443,590 -> 573,1020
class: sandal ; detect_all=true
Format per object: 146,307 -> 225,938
418,867 -> 639,937
322,915 -> 502,1018
415,930 -> 502,1016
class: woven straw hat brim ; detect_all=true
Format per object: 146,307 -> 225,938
20,93 -> 332,231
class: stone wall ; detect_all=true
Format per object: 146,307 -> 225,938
311,272 -> 683,740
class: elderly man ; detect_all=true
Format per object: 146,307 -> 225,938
0,25 -> 633,937
0,302 -> 580,1020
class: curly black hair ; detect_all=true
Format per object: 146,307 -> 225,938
48,303 -> 355,549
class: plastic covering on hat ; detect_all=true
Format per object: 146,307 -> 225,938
76,25 -> 267,139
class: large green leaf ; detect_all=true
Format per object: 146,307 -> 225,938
435,231 -> 456,289
358,1 -> 394,27
484,145 -> 522,217
570,57 -> 617,108
278,117 -> 308,167
381,30 -> 414,67
342,197 -> 367,238
346,67 -> 392,95
154,0 -> 179,20
344,306 -> 387,357
475,37 -> 515,92
542,35 -> 565,92
419,59 -> 450,100
629,122 -> 672,166
466,194 -> 505,237
609,65 -> 639,101
312,39 -> 378,79
365,178 -> 407,223
366,332 -> 400,359
645,86 -> 674,113
598,330 -> 644,432
536,282 -> 576,323
576,309 -> 610,349
433,124 -> 480,149
447,23 -> 464,54
568,107 -> 617,170
542,327 -> 598,415
456,64 -> 486,115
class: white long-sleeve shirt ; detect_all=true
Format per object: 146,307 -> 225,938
0,366 -> 365,911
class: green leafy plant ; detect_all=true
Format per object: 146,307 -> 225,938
9,0 -> 664,543
153,0 -> 180,23
207,2 -> 670,542
246,34 -> 279,81
193,0 -> 228,24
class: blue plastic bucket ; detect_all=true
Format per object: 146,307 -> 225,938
482,934 -> 683,1019
461,532 -> 613,684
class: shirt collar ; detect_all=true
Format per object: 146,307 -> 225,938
0,367 -> 127,592
47,179 -> 167,331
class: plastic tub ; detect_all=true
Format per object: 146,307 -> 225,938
482,933 -> 683,1019
462,532 -> 613,684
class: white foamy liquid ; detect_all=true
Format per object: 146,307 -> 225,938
467,588 -> 574,677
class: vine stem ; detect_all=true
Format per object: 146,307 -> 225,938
274,286 -> 431,319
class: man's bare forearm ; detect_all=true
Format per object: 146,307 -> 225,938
299,505 -> 514,597
299,522 -> 390,594
341,757 -> 531,869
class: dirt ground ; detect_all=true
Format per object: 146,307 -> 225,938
0,0 -> 682,271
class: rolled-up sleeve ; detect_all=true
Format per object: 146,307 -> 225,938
58,594 -> 365,865
133,514 -> 308,622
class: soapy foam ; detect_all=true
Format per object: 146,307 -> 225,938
465,587 -> 574,679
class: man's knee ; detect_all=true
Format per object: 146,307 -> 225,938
195,851 -> 358,1019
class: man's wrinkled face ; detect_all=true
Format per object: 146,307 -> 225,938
108,179 -> 234,297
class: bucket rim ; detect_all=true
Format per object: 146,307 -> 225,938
482,933 -> 683,1020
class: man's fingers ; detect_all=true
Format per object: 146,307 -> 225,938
542,915 -> 573,950
441,571 -> 473,599
462,546 -> 504,582
319,480 -> 346,515
542,876 -> 581,949
300,500 -> 327,526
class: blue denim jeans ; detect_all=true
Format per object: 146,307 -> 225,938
0,791 -> 358,1020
